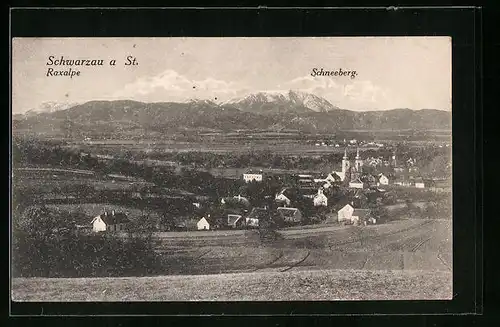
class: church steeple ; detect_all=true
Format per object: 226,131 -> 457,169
392,149 -> 397,167
342,147 -> 350,178
354,147 -> 364,173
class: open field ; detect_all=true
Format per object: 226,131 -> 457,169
13,166 -> 154,193
12,269 -> 452,301
148,219 -> 452,275
12,219 -> 452,301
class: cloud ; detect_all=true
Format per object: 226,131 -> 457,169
110,69 -> 241,102
110,70 -> 412,110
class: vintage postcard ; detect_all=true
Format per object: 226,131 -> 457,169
11,37 -> 452,302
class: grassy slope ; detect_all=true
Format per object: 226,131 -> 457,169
12,269 -> 452,301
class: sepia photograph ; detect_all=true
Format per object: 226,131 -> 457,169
11,37 -> 452,302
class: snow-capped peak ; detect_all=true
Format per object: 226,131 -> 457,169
224,90 -> 338,113
23,101 -> 80,116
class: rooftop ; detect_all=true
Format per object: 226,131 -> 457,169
277,207 -> 301,218
94,212 -> 130,225
247,207 -> 269,220
352,209 -> 371,218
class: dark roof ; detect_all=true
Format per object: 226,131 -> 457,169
203,215 -> 226,225
96,212 -> 130,225
352,209 -> 371,218
329,172 -> 342,180
298,187 -> 317,194
221,195 -> 251,207
414,177 -> 424,183
223,207 -> 246,215
277,207 -> 301,218
279,187 -> 297,198
244,170 -> 263,174
228,214 -> 243,225
247,207 -> 269,220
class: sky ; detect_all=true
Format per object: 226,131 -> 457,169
12,37 -> 452,114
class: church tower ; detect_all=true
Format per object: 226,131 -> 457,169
342,147 -> 350,177
354,147 -> 364,172
391,149 -> 397,167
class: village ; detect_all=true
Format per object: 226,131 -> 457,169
83,146 -> 450,234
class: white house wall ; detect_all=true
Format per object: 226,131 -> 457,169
92,217 -> 107,232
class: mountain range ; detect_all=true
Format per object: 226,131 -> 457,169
12,90 -> 452,135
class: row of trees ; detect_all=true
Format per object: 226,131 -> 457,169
13,137 -> 451,184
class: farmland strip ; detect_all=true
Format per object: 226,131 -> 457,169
410,237 -> 431,252
195,249 -> 212,259
249,250 -> 284,272
280,251 -> 311,272
328,220 -> 433,251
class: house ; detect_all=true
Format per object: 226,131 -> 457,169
313,177 -> 327,183
298,179 -> 317,189
409,166 -> 419,173
337,204 -> 355,223
313,188 -> 328,207
243,170 -> 264,183
337,204 -> 372,225
414,177 -> 425,188
245,207 -> 268,228
221,195 -> 251,208
197,216 -> 211,230
322,181 -> 333,189
394,175 -> 413,187
91,210 -> 130,232
349,177 -> 366,189
275,189 -> 292,206
227,214 -> 245,229
325,172 -> 342,184
351,209 -> 374,225
378,174 -> 390,186
277,207 -> 302,224
299,187 -> 318,199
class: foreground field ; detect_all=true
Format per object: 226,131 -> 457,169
11,219 -> 452,301
12,269 -> 452,301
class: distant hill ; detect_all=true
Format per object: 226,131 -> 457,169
12,92 -> 452,136
13,101 -> 81,119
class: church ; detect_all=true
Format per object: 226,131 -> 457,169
333,147 -> 364,182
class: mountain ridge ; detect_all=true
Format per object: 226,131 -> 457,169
12,91 -> 451,135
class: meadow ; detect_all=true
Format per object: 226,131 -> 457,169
12,269 -> 452,301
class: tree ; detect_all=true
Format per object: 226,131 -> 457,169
348,225 -> 365,246
370,205 -> 390,223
